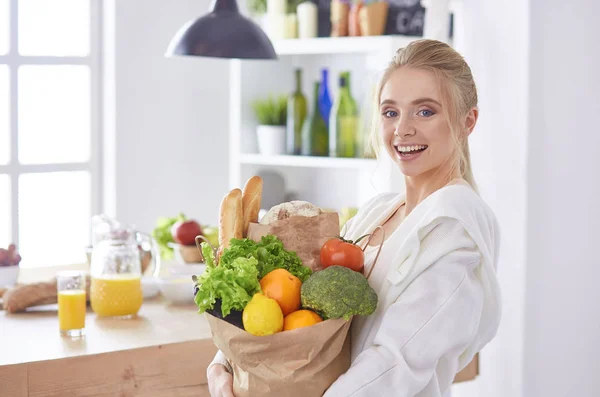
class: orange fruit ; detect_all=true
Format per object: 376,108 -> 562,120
259,269 -> 302,316
283,310 -> 323,331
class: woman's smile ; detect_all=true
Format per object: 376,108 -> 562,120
393,144 -> 428,161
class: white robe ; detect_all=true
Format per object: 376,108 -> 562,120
323,184 -> 502,396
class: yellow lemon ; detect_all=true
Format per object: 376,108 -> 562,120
242,293 -> 284,336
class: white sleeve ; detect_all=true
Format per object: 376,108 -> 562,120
324,220 -> 484,397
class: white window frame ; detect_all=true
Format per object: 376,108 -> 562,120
0,0 -> 103,264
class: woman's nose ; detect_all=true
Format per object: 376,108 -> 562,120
394,117 -> 416,137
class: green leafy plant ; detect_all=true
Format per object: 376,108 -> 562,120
287,0 -> 304,13
248,0 -> 267,15
251,95 -> 288,126
248,0 -> 303,16
152,213 -> 186,260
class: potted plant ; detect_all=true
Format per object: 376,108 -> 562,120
0,244 -> 21,288
248,0 -> 268,30
251,95 -> 288,156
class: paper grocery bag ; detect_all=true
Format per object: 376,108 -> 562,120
206,314 -> 352,397
453,353 -> 479,383
247,212 -> 340,272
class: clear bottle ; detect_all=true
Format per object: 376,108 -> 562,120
329,71 -> 358,157
286,69 -> 307,155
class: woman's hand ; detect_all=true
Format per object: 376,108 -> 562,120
207,364 -> 235,397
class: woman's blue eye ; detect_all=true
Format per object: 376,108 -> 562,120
383,110 -> 398,118
418,109 -> 435,117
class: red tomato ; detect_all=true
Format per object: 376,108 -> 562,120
320,238 -> 365,272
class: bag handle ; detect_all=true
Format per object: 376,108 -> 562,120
361,226 -> 385,280
195,235 -> 219,265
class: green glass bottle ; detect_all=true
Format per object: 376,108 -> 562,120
301,82 -> 329,156
286,69 -> 307,155
329,71 -> 358,158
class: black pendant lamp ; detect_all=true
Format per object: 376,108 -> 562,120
166,0 -> 278,60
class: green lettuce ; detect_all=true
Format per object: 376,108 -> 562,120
194,243 -> 261,317
220,235 -> 312,282
151,213 -> 186,260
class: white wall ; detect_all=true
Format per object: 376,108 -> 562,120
524,0 -> 600,396
452,1 -> 529,397
457,1 -> 600,396
107,0 -> 230,233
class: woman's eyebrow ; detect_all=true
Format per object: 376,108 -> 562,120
379,99 -> 397,107
411,97 -> 442,106
380,98 -> 442,107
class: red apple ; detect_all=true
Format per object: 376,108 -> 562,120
171,220 -> 203,246
0,244 -> 21,266
0,249 -> 7,266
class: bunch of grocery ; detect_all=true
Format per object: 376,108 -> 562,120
196,236 -> 376,336
192,175 -> 380,397
0,244 -> 21,267
252,0 -> 410,40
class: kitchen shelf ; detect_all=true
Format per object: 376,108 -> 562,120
239,153 -> 378,170
273,35 -> 421,56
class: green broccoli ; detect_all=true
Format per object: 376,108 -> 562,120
300,266 -> 378,320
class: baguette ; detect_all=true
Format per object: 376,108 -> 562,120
218,188 -> 243,259
2,276 -> 91,313
242,176 -> 263,237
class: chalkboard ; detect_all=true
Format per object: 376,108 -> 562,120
385,0 -> 425,37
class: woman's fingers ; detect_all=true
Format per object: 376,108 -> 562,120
219,372 -> 235,397
207,365 -> 235,397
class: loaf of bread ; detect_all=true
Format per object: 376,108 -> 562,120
2,276 -> 91,313
242,176 -> 263,237
218,188 -> 243,258
259,201 -> 322,225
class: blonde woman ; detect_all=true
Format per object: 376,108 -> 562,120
208,39 -> 502,397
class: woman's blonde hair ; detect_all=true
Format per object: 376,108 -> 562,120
368,39 -> 478,189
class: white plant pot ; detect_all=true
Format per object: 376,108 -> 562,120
0,265 -> 19,288
256,125 -> 286,155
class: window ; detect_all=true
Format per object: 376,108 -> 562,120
0,0 -> 101,267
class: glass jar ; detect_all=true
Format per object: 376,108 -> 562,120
89,231 -> 143,318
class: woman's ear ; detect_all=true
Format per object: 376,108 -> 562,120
465,108 -> 479,136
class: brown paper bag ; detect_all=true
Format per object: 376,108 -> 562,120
453,353 -> 479,383
207,314 -> 352,397
247,212 -> 340,272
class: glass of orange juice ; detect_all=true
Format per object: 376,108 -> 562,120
90,232 -> 143,318
57,271 -> 87,338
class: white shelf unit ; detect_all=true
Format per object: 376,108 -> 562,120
229,36 -> 412,211
272,35 -> 421,56
240,154 -> 377,170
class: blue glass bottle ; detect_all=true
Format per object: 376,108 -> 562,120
318,68 -> 333,128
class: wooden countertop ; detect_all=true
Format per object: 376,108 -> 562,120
0,298 -> 218,396
0,297 -> 212,366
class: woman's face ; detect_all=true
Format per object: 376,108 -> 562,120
379,67 -> 457,179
